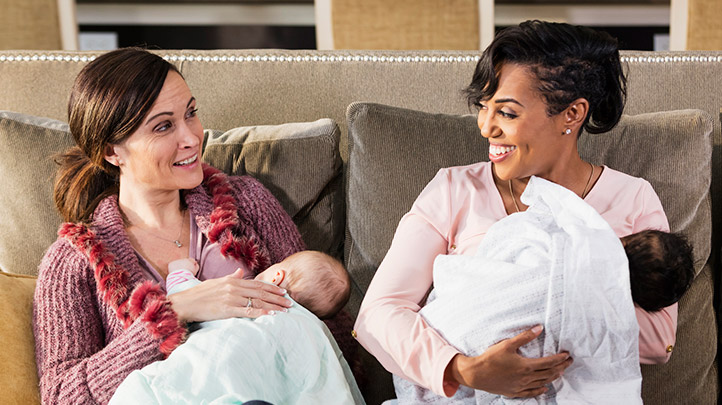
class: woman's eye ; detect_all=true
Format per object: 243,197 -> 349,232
155,121 -> 171,132
474,101 -> 487,110
499,110 -> 517,119
186,108 -> 198,119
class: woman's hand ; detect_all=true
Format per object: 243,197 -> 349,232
168,268 -> 292,323
445,325 -> 572,398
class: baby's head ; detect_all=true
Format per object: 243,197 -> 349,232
621,230 -> 694,312
256,251 -> 350,319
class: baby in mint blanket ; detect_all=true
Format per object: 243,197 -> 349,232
110,251 -> 364,405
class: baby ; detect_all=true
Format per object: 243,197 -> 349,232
621,229 -> 694,312
110,250 -> 364,405
395,175 -> 694,404
167,250 -> 351,319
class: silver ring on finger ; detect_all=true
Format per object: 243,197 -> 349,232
246,297 -> 253,308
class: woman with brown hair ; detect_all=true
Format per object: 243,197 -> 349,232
33,48 -> 308,403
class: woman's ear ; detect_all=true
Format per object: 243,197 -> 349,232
563,98 -> 590,132
103,144 -> 121,167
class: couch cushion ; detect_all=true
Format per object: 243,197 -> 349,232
344,103 -> 483,317
0,111 -> 343,276
345,102 -> 714,404
0,271 -> 40,405
0,112 -> 74,275
202,119 -> 343,256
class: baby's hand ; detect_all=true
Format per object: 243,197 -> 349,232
168,258 -> 199,275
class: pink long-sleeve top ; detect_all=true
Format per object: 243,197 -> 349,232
354,161 -> 676,397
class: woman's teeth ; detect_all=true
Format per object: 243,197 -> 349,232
174,155 -> 197,166
489,145 -> 517,156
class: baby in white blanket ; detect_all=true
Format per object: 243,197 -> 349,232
394,176 -> 694,404
110,250 -> 365,405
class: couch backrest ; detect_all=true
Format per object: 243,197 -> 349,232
1,49 -> 720,241
1,49 -> 720,275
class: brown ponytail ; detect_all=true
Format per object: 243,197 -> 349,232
54,48 -> 180,223
54,147 -> 118,223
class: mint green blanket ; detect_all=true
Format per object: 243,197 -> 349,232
110,298 -> 364,404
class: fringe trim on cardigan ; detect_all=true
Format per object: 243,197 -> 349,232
59,166 -> 272,355
59,224 -> 186,356
59,223 -> 132,326
203,164 -> 271,273
132,281 -> 187,356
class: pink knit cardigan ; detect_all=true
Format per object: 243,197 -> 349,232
33,165 -> 305,404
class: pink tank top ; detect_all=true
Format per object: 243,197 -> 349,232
134,211 -> 250,290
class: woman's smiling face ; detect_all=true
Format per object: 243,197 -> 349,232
477,63 -> 569,182
106,71 -> 204,194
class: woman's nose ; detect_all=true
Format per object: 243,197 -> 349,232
178,122 -> 201,149
478,110 -> 497,139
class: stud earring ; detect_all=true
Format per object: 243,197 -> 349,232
564,128 -> 572,135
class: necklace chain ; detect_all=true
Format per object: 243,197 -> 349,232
508,162 -> 595,214
508,179 -> 521,213
580,161 -> 595,200
131,211 -> 186,248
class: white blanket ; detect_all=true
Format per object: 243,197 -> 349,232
394,176 -> 642,404
110,296 -> 364,405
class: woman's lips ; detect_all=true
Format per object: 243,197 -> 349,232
173,153 -> 199,169
488,144 -> 517,163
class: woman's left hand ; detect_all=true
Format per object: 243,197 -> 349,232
445,325 -> 572,397
168,268 -> 292,322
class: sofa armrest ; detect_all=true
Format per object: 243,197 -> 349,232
0,271 -> 40,405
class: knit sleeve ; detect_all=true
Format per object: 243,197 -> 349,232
33,239 -> 186,404
229,175 -> 306,265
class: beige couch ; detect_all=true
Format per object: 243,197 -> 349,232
0,49 -> 719,404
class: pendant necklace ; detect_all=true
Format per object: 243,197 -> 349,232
133,211 -> 186,248
508,162 -> 595,214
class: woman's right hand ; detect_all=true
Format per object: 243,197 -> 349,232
445,325 -> 573,398
168,268 -> 292,323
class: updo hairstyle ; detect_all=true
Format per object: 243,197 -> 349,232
465,20 -> 627,135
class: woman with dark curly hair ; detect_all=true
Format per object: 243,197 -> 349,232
355,20 -> 676,400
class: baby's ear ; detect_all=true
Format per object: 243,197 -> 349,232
270,269 -> 285,286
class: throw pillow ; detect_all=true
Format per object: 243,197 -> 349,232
345,102 -> 484,315
0,271 -> 40,405
202,119 -> 343,256
0,111 -> 74,275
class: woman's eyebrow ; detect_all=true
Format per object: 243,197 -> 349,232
145,111 -> 172,125
494,98 -> 525,108
144,97 -> 196,125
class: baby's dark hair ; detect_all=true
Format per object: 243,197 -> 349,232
464,20 -> 626,135
284,251 -> 350,319
623,230 -> 694,312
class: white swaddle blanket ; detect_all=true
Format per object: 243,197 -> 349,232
394,176 -> 642,404
110,291 -> 364,405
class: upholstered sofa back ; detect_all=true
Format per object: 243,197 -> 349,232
0,49 -> 720,405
